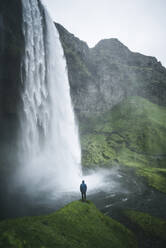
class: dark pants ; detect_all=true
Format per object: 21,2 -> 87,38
81,191 -> 86,201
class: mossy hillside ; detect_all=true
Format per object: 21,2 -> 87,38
99,96 -> 166,154
0,201 -> 137,248
80,96 -> 166,192
81,96 -> 166,165
124,209 -> 166,241
136,167 -> 166,193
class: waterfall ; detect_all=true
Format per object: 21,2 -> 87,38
17,0 -> 82,194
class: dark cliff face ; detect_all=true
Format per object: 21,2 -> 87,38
0,0 -> 24,193
0,0 -> 23,115
55,23 -> 99,115
91,39 -> 166,109
56,23 -> 166,117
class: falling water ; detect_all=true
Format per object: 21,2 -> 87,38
17,0 -> 82,194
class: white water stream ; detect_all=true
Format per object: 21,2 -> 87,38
17,0 -> 82,194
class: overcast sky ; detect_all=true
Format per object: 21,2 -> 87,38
42,0 -> 166,67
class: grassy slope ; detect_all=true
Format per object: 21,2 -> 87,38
124,209 -> 166,241
0,201 -> 137,248
80,96 -> 166,192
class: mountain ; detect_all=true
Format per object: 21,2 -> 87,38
56,23 -> 166,193
56,23 -> 166,117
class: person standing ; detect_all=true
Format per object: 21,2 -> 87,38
80,180 -> 87,202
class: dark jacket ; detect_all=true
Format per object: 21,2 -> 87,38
80,183 -> 87,193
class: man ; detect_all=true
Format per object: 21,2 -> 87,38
80,180 -> 87,201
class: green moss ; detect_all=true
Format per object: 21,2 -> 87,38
124,210 -> 166,240
82,134 -> 116,167
101,97 -> 166,155
0,201 -> 137,248
80,96 -> 166,192
137,167 -> 166,193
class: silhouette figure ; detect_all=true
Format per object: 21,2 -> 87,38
80,180 -> 87,201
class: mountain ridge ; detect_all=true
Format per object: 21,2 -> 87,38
56,22 -> 166,118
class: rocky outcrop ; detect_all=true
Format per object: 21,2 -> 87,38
56,24 -> 166,117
